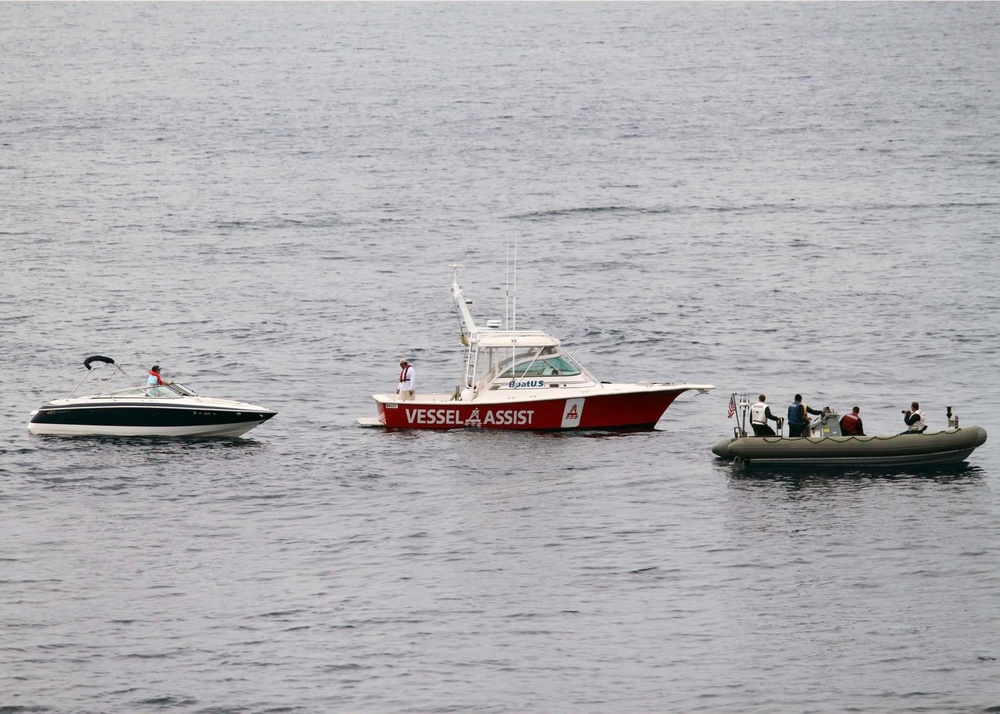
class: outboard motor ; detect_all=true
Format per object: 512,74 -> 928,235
811,409 -> 842,438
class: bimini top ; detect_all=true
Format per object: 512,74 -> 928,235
43,356 -> 216,404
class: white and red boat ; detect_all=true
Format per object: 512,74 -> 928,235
360,266 -> 713,430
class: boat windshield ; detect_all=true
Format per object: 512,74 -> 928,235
499,354 -> 581,378
101,384 -> 194,399
170,383 -> 198,397
491,344 -> 584,379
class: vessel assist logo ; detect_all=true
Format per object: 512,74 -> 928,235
404,407 -> 535,426
560,398 -> 585,428
404,408 -> 465,426
478,409 -> 535,426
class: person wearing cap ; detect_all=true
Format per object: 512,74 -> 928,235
397,359 -> 415,401
146,364 -> 173,396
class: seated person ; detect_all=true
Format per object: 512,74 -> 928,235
839,406 -> 865,436
901,402 -> 927,434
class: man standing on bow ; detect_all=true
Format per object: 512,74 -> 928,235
397,359 -> 415,401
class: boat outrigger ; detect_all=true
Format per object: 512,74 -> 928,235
360,265 -> 713,430
28,356 -> 277,437
711,392 -> 987,467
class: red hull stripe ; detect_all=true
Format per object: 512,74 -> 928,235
377,391 -> 685,430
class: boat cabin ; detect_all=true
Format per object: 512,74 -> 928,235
459,330 -> 597,401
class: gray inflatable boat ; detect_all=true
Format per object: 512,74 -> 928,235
713,395 -> 988,466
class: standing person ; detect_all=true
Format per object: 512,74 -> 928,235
750,394 -> 782,436
396,359 -> 415,401
839,406 -> 865,436
901,401 -> 927,434
146,364 -> 172,395
787,394 -> 822,437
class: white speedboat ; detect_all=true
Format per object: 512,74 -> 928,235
360,266 -> 713,430
28,356 -> 277,437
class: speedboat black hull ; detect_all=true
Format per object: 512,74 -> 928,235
711,427 -> 988,467
28,402 -> 276,438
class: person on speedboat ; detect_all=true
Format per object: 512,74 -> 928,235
787,394 -> 822,437
146,364 -> 173,396
839,406 -> 865,436
901,402 -> 927,434
396,359 -> 416,401
750,394 -> 782,436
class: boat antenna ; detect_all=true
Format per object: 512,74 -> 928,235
504,221 -> 510,331
511,227 -> 518,332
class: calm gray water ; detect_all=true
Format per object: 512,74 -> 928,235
3,3 -> 1000,712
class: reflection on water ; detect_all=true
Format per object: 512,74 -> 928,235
28,434 -> 266,451
20,435 -> 270,489
725,461 -> 986,489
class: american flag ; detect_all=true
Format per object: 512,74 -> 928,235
727,393 -> 737,418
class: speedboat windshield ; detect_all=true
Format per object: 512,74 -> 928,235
170,383 -> 198,397
100,384 -> 193,399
